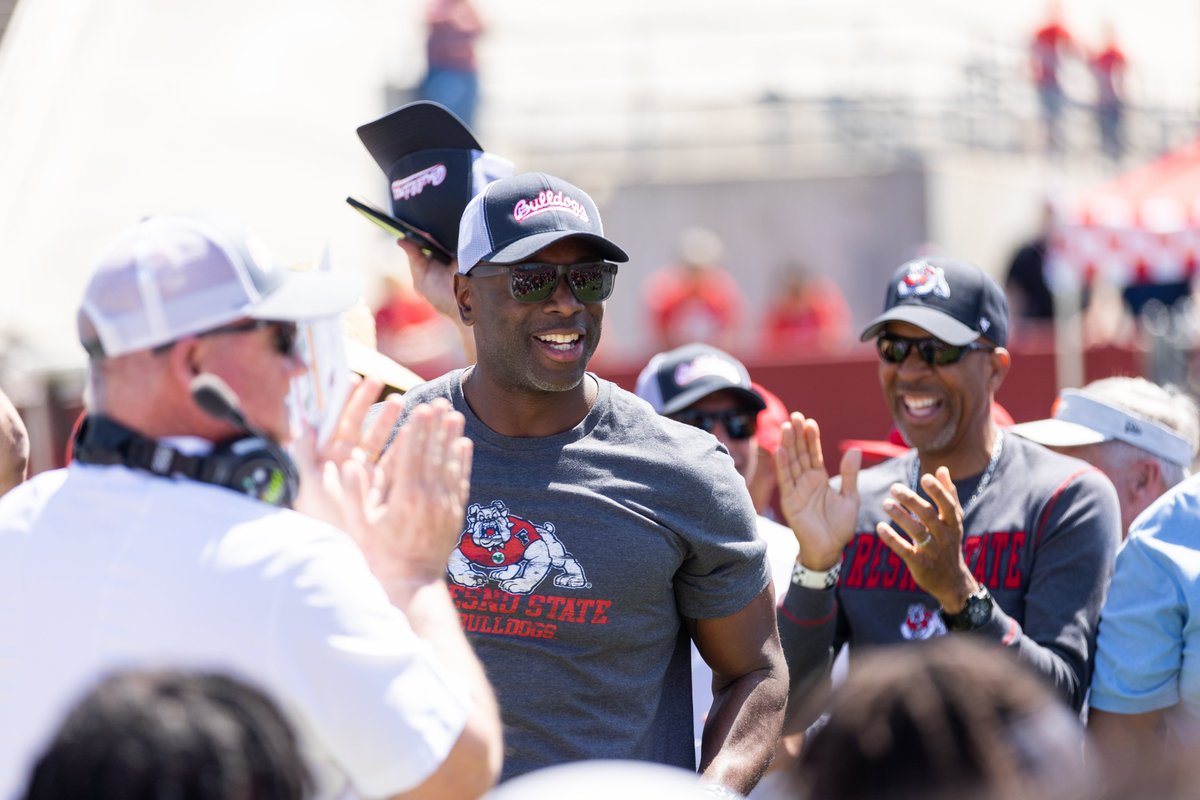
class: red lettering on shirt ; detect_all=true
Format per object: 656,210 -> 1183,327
881,547 -> 901,589
1005,531 -> 1027,589
987,531 -> 1011,587
864,541 -> 887,589
843,534 -> 875,589
592,599 -> 612,624
451,584 -> 522,615
460,612 -> 558,639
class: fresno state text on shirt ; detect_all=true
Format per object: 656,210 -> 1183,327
451,585 -> 613,639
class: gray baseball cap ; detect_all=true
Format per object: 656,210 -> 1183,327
79,213 -> 360,358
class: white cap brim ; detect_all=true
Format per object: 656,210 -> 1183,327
1010,418 -> 1108,448
1012,390 -> 1194,467
251,271 -> 363,322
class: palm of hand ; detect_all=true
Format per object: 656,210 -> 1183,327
775,412 -> 862,570
779,467 -> 858,565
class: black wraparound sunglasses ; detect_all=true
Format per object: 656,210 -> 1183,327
198,319 -> 299,357
876,334 -> 994,366
470,261 -> 619,304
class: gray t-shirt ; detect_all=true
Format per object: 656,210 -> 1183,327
779,433 -> 1120,712
398,370 -> 769,779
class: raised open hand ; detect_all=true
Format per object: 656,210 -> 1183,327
775,411 -> 861,571
292,376 -> 399,532
364,398 -> 473,581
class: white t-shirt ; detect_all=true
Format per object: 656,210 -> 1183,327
0,463 -> 470,800
690,514 -> 798,765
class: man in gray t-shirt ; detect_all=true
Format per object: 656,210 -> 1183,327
397,172 -> 787,793
775,257 -> 1120,717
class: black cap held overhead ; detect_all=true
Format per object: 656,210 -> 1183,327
860,257 -> 1010,347
355,101 -> 513,256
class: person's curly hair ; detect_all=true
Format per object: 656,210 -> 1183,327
793,637 -> 1087,800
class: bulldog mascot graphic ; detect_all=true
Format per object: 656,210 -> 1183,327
447,500 -> 591,595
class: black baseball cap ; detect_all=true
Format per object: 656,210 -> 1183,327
635,343 -> 766,416
860,257 -> 1009,347
457,172 -> 629,273
355,101 -> 514,258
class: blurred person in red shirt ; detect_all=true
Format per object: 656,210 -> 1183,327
1031,2 -> 1075,154
1090,25 -> 1127,162
645,227 -> 745,353
747,381 -> 790,519
761,263 -> 851,357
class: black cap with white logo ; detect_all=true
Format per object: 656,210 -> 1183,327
860,257 -> 1009,347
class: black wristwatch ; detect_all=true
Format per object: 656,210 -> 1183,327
939,585 -> 994,632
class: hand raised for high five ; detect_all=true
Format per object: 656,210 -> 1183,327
293,376 -> 473,584
775,411 -> 862,571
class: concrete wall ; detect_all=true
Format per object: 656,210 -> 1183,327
594,166 -> 928,365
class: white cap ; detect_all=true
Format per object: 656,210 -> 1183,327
1011,389 -> 1195,467
79,213 -> 361,358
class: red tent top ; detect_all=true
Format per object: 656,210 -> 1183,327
1074,138 -> 1200,230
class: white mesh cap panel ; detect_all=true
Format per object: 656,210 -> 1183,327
470,151 -> 515,196
80,216 -> 256,357
457,183 -> 496,274
633,351 -> 668,414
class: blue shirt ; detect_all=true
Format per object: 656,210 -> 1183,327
1090,473 -> 1200,715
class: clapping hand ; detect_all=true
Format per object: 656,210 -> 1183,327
293,377 -> 473,583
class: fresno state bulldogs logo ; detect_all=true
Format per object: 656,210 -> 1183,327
447,500 -> 591,595
896,260 -> 951,300
899,603 -> 946,640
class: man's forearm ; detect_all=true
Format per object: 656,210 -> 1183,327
382,577 -> 503,797
777,583 -> 838,727
699,665 -> 788,795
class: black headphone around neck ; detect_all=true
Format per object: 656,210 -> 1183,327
72,415 -> 299,508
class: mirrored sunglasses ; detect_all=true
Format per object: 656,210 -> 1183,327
876,334 -> 994,366
470,261 -> 618,304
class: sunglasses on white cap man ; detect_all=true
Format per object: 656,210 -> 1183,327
79,213 -> 361,359
1011,389 -> 1195,469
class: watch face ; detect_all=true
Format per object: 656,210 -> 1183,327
967,594 -> 992,627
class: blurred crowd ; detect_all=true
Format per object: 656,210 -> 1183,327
7,8 -> 1200,798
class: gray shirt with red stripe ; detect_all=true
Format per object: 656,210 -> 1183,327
779,433 -> 1120,712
